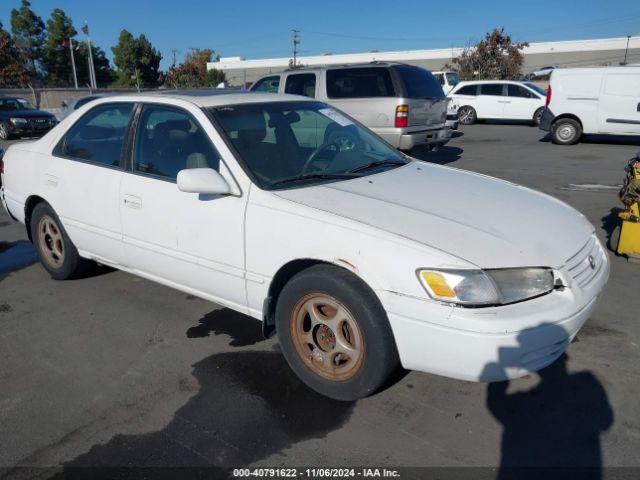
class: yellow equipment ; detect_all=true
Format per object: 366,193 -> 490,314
616,155 -> 640,262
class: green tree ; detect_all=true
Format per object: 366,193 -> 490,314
41,8 -> 76,87
0,21 -> 29,87
164,48 -> 226,88
452,28 -> 528,80
111,30 -> 161,88
10,0 -> 45,79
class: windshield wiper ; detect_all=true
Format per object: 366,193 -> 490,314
269,172 -> 360,188
347,159 -> 407,174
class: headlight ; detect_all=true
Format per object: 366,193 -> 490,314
9,117 -> 28,124
417,268 -> 554,306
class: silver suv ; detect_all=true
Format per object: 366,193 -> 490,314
250,62 -> 451,151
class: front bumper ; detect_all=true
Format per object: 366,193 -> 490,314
539,108 -> 555,132
445,116 -> 459,130
398,127 -> 452,150
379,240 -> 609,382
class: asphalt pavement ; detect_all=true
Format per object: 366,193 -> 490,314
1,124 -> 639,479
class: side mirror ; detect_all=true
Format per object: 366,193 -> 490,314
177,168 -> 231,195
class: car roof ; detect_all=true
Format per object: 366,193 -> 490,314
83,90 -> 314,108
276,61 -> 408,73
454,80 -> 525,86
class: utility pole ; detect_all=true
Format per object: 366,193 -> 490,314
623,35 -> 631,65
292,29 -> 300,68
171,49 -> 179,68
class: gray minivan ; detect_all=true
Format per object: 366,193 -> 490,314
250,62 -> 451,151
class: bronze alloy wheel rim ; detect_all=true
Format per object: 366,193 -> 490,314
37,215 -> 65,269
291,293 -> 365,381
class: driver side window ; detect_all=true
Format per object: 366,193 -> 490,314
133,105 -> 220,181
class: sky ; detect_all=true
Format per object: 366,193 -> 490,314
1,0 -> 640,70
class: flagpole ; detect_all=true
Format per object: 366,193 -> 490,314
87,38 -> 97,89
69,38 -> 78,89
83,22 -> 97,89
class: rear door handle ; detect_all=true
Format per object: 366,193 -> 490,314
123,194 -> 142,209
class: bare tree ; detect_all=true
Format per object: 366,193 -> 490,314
452,28 -> 528,80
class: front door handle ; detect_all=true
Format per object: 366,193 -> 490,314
123,194 -> 142,209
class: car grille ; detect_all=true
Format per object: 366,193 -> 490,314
564,235 -> 605,288
28,117 -> 51,129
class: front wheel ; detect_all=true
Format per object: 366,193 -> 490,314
0,122 -> 12,140
457,106 -> 477,125
275,265 -> 400,401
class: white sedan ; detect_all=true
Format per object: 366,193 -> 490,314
0,92 -> 608,400
449,80 -> 547,125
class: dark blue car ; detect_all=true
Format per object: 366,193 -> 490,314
0,97 -> 57,140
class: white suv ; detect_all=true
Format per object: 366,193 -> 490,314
449,81 -> 546,125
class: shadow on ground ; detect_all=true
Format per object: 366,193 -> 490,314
0,240 -> 39,282
52,349 -> 355,478
411,146 -> 464,165
186,308 -> 264,347
484,323 -> 614,480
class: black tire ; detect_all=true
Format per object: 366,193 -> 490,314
30,202 -> 93,280
609,224 -> 621,256
275,264 -> 400,401
0,122 -> 12,140
551,118 -> 582,145
533,107 -> 545,126
457,106 -> 477,125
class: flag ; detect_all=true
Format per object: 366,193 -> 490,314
81,24 -> 89,35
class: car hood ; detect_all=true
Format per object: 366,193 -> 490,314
0,109 -> 54,119
274,162 -> 593,268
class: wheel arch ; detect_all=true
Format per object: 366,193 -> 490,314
24,194 -> 48,241
262,257 -> 379,338
552,113 -> 583,128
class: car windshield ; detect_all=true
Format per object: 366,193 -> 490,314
445,72 -> 460,86
525,83 -> 547,96
0,98 -> 35,111
210,101 -> 407,190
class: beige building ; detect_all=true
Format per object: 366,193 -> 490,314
208,35 -> 640,86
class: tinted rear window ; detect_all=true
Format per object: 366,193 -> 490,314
393,65 -> 444,99
480,83 -> 504,96
326,67 -> 395,99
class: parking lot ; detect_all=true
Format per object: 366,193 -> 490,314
1,124 -> 640,478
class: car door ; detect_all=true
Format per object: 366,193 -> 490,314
504,84 -> 540,119
49,102 -> 134,266
120,103 -> 248,309
598,71 -> 640,134
476,83 -> 506,118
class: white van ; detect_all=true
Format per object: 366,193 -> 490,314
540,66 -> 640,144
432,71 -> 460,95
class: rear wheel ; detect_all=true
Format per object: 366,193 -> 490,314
551,118 -> 582,145
31,202 -> 93,280
458,106 -> 477,125
533,107 -> 545,126
275,264 -> 399,401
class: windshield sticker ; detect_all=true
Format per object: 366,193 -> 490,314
319,108 -> 353,126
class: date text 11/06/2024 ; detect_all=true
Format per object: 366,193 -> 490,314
232,468 -> 401,478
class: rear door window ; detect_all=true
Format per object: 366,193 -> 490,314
326,67 -> 396,99
252,76 -> 280,93
480,84 -> 505,96
54,103 -> 133,167
393,65 -> 444,99
284,73 -> 317,98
